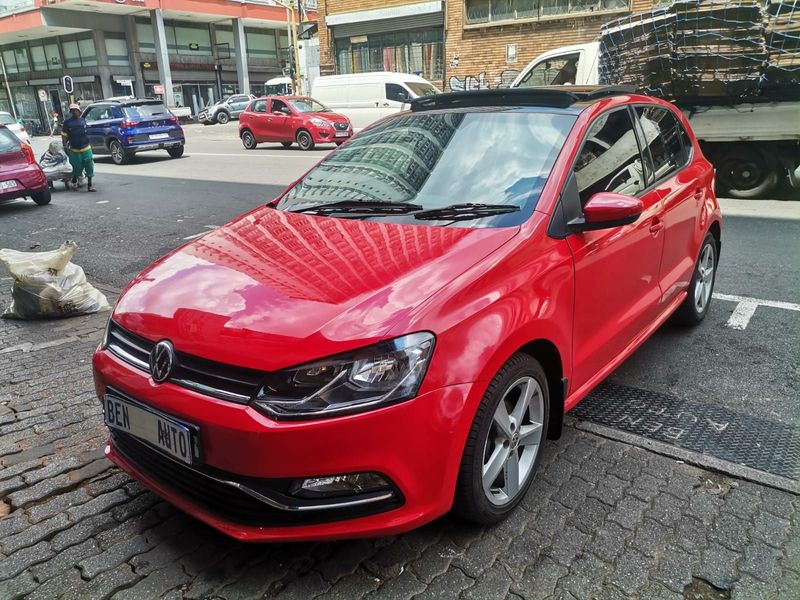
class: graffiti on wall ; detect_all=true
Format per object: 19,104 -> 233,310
447,69 -> 521,91
446,57 -> 520,90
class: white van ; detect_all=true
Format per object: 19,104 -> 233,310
310,72 -> 440,129
265,76 -> 293,97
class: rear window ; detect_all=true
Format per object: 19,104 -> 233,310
0,128 -> 20,153
123,103 -> 169,118
0,113 -> 16,125
277,110 -> 576,227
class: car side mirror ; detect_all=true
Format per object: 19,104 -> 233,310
568,192 -> 643,232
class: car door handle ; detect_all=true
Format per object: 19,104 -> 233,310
694,187 -> 703,203
649,217 -> 664,235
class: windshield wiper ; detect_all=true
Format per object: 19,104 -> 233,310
289,200 -> 423,216
413,203 -> 520,222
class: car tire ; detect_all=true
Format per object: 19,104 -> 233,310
216,111 -> 230,125
109,139 -> 131,165
716,146 -> 779,199
167,145 -> 185,158
31,188 -> 51,206
452,353 -> 549,525
281,141 -> 292,149
672,232 -> 718,326
296,130 -> 315,151
242,131 -> 257,150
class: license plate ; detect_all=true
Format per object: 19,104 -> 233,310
0,180 -> 18,190
104,394 -> 198,465
334,132 -> 350,138
150,133 -> 170,140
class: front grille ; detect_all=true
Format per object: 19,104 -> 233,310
107,322 -> 264,403
112,431 -> 403,527
333,122 -> 349,131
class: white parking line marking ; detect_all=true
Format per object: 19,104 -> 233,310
182,225 -> 218,240
713,293 -> 800,330
96,200 -> 109,204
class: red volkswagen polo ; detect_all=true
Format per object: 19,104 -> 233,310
94,87 -> 722,541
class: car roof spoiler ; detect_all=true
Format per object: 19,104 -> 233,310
410,86 -> 638,111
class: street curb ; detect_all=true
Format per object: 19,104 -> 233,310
567,416 -> 800,496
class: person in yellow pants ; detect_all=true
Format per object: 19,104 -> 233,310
61,103 -> 96,192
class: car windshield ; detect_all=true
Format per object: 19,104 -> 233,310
0,114 -> 16,125
287,98 -> 329,113
266,84 -> 290,96
276,110 -> 576,227
0,128 -> 20,152
406,82 -> 439,97
123,103 -> 169,118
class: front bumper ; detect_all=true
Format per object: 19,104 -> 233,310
310,125 -> 352,144
93,348 -> 473,541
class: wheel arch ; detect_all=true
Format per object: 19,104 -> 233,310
708,219 -> 722,259
515,339 -> 565,440
240,127 -> 253,139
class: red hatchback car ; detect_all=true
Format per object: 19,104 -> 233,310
94,87 -> 722,542
0,125 -> 50,207
239,95 -> 352,151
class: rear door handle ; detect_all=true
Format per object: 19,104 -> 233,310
694,187 -> 703,203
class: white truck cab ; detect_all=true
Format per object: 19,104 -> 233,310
512,43 -> 599,88
511,42 -> 800,198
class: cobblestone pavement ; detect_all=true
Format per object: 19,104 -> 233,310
1,288 -> 799,600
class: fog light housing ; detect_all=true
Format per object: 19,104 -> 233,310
288,472 -> 392,499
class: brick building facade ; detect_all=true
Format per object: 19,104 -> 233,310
317,0 -> 657,91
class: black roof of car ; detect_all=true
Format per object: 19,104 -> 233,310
410,86 -> 637,112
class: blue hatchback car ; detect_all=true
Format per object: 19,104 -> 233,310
81,98 -> 185,165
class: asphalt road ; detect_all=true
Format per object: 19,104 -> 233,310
2,122 -> 799,447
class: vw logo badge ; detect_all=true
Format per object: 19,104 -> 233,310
149,340 -> 175,383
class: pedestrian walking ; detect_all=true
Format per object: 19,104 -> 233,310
61,103 -> 96,192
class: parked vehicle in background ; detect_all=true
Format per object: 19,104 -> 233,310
311,72 -> 440,129
94,87 -> 722,542
265,76 -> 293,96
197,94 -> 255,125
81,98 -> 185,165
0,126 -> 50,206
512,42 -> 800,199
239,96 -> 352,151
0,111 -> 32,145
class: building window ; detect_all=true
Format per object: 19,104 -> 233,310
214,27 -> 237,58
335,28 -> 444,81
105,34 -> 130,67
2,46 -> 30,73
246,29 -> 277,61
60,36 -> 96,68
136,20 -> 155,52
30,45 -> 47,71
173,23 -> 212,56
465,0 -> 627,23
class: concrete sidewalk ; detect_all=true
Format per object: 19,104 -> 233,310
0,283 -> 798,600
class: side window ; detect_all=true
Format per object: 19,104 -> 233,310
270,99 -> 288,114
252,100 -> 267,113
111,107 -> 125,119
84,107 -> 102,122
517,53 -> 580,88
385,83 -> 409,103
574,109 -> 647,206
634,106 -> 690,183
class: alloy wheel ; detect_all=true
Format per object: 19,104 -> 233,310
481,376 -> 544,506
694,242 -> 715,313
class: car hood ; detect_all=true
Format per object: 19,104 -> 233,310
113,206 -> 518,372
315,111 -> 349,124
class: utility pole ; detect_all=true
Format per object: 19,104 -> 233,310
276,0 -> 303,95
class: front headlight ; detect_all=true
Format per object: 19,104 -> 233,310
309,117 -> 329,127
253,332 -> 435,420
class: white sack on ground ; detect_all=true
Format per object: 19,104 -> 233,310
0,241 -> 110,319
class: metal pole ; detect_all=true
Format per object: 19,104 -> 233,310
291,2 -> 303,95
0,53 -> 17,120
